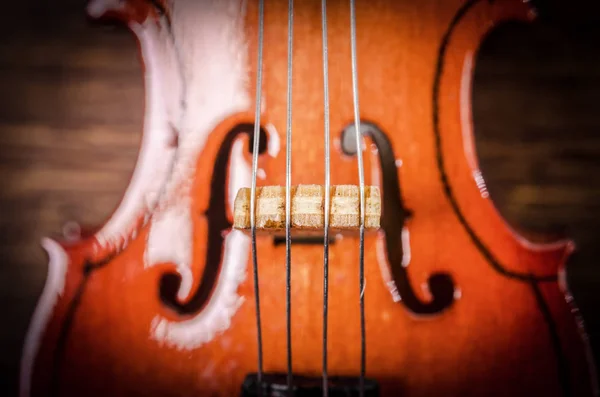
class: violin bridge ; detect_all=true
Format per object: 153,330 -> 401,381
233,184 -> 381,233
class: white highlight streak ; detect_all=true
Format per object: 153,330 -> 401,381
228,139 -> 250,215
454,287 -> 462,300
265,123 -> 281,158
376,237 -> 401,302
20,239 -> 68,397
401,226 -> 411,267
460,52 -> 490,199
94,20 -> 178,250
371,148 -> 381,188
460,51 -> 477,172
146,204 -> 194,300
151,229 -> 249,349
257,168 -> 266,180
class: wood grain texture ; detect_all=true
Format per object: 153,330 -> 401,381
0,0 -> 599,396
233,185 -> 381,231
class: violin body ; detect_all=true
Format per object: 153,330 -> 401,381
21,0 -> 597,396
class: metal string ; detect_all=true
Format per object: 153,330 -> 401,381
250,0 -> 265,394
320,0 -> 331,395
349,0 -> 367,395
285,0 -> 294,394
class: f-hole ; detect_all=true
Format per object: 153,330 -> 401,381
341,121 -> 455,315
159,123 -> 268,316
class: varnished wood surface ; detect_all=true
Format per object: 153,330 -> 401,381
0,0 -> 599,395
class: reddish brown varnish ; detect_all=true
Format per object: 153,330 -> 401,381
23,0 -> 597,396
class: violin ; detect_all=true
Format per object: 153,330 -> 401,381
20,0 -> 598,396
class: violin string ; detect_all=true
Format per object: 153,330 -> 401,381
285,0 -> 294,394
251,0 -> 265,394
320,0 -> 331,395
349,0 -> 367,395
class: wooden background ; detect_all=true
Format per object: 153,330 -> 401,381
0,0 -> 598,395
